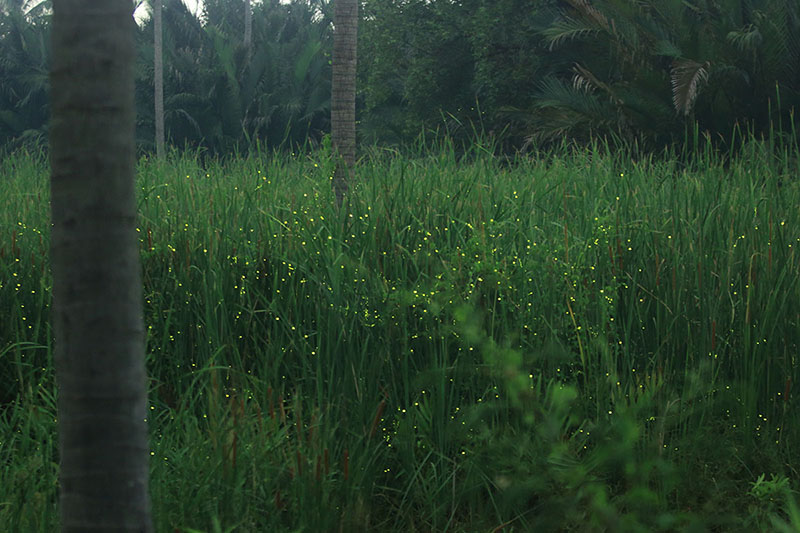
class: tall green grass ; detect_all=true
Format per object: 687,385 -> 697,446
1,134 -> 799,531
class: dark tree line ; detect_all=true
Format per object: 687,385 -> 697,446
2,0 -> 799,156
135,0 -> 333,155
361,0 -> 800,152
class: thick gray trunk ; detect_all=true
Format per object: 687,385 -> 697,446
50,0 -> 152,531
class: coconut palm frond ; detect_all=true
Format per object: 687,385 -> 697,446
563,0 -> 610,32
727,24 -> 763,53
670,59 -> 710,116
533,76 -> 620,135
293,38 -> 322,84
539,17 -> 601,51
755,9 -> 794,82
572,63 -> 624,106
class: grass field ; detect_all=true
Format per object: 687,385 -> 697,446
1,135 -> 799,531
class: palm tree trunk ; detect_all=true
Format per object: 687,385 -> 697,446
244,0 -> 252,52
50,1 -> 152,531
331,0 -> 358,207
154,0 -> 165,158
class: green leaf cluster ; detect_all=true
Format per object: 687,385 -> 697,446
134,0 -> 333,156
526,0 -> 800,149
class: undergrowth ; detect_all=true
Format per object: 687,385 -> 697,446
1,134 -> 799,531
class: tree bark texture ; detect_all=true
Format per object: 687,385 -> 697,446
50,1 -> 153,531
154,0 -> 165,158
331,0 -> 357,207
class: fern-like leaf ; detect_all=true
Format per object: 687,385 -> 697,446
670,59 -> 710,116
563,0 -> 610,32
727,24 -> 763,53
572,63 -> 624,106
540,17 -> 601,51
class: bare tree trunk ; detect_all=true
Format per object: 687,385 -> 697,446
243,0 -> 252,53
331,0 -> 358,207
154,0 -> 165,158
50,1 -> 152,531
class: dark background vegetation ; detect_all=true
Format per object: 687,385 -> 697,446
1,0 -> 799,157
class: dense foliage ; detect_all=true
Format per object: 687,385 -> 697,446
0,0 -> 49,151
2,134 -> 800,530
4,1 -> 800,530
529,0 -> 800,149
135,0 -> 332,154
0,136 -> 800,532
1,0 -> 798,155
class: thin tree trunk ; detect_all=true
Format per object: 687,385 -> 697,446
154,0 -> 165,158
243,0 -> 252,53
50,1 -> 152,531
331,0 -> 358,207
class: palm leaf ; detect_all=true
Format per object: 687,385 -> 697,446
563,0 -> 610,32
540,17 -> 601,51
531,76 -> 619,138
294,38 -> 322,84
652,39 -> 682,58
571,63 -> 623,106
726,24 -> 763,53
670,58 -> 709,116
